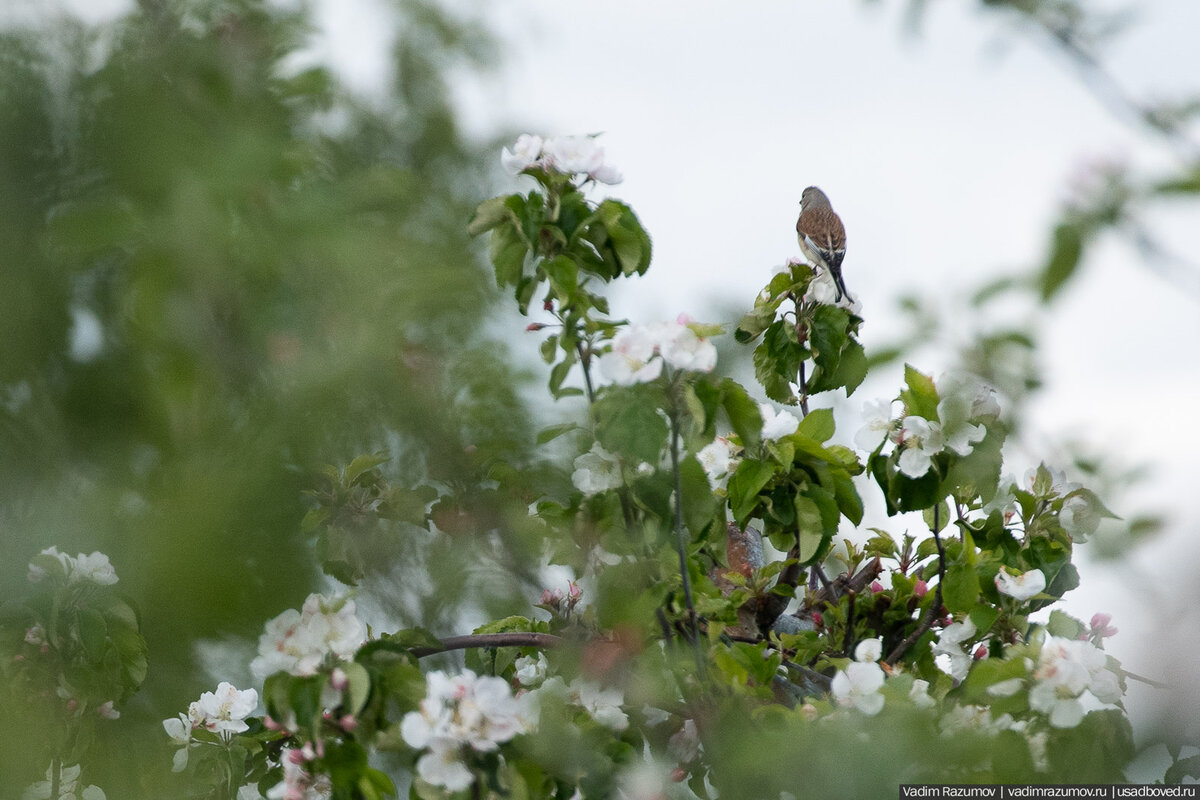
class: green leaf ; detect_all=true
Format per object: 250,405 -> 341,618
1045,609 -> 1085,640
796,407 -> 834,443
78,607 -> 109,662
536,422 -> 579,445
1040,222 -> 1084,302
900,364 -> 939,420
341,661 -> 372,716
593,387 -> 669,464
491,222 -> 529,290
680,455 -> 719,538
728,459 -> 776,525
468,196 -> 515,236
542,254 -> 580,305
794,495 -> 825,563
344,452 -> 389,484
721,378 -> 763,450
385,627 -> 444,650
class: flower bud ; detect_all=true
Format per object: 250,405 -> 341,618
330,667 -> 349,692
340,714 -> 358,731
913,579 -> 928,598
870,580 -> 884,593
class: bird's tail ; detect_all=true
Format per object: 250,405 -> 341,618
830,265 -> 849,302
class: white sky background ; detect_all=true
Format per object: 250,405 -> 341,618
30,0 -> 1200,741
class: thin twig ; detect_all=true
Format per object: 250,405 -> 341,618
841,590 -> 858,658
575,340 -> 596,405
885,505 -> 945,666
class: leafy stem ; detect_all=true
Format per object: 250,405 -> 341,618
885,503 -> 946,666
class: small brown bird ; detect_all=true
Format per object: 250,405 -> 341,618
796,186 -> 848,301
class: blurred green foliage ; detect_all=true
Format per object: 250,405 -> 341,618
0,0 -> 530,793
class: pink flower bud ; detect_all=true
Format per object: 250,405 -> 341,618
287,748 -> 306,764
973,644 -> 988,660
870,581 -> 884,593
526,323 -> 547,332
330,667 -> 349,692
543,300 -> 554,312
913,579 -> 928,598
671,767 -> 688,783
811,612 -> 823,628
66,699 -> 78,713
13,654 -> 23,662
568,581 -> 582,599
340,714 -> 358,731
264,716 -> 282,731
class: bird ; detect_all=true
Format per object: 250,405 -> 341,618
796,186 -> 849,302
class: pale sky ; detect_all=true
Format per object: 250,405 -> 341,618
29,0 -> 1200,736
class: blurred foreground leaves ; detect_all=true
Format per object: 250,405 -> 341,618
0,0 -> 523,792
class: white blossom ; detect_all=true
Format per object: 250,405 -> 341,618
598,325 -> 664,386
188,682 -> 259,740
760,403 -> 800,442
909,679 -> 936,709
501,134 -> 544,175
656,320 -> 717,372
27,547 -> 118,586
854,637 -> 883,663
994,567 -> 1046,602
1029,636 -> 1123,729
400,670 -> 528,791
22,764 -> 106,800
250,594 -> 366,679
696,437 -> 739,490
514,653 -> 549,687
830,661 -> 885,715
572,680 -> 630,732
1059,494 -> 1100,539
932,618 -> 976,682
897,416 -> 945,478
162,713 -> 193,772
854,398 -> 896,451
572,444 -> 623,496
668,719 -> 700,763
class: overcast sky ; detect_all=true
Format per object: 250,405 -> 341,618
29,0 -> 1200,738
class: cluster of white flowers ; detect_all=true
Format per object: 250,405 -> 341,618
855,372 -> 999,478
501,133 -> 623,184
27,547 -> 118,586
830,638 -> 886,715
250,594 -> 366,679
1029,636 -> 1123,728
22,764 -> 106,800
162,682 -> 259,772
400,669 -> 529,792
994,566 -> 1047,602
597,316 -> 718,386
266,748 -> 333,800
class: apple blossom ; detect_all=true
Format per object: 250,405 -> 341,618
1059,493 -> 1100,539
514,652 -> 549,687
854,398 -> 897,451
932,618 -> 977,682
250,594 -> 366,679
994,567 -> 1047,602
266,750 -> 332,800
572,443 -> 623,495
21,764 -> 106,800
760,403 -> 799,441
598,325 -> 664,386
854,637 -> 883,663
400,669 -> 528,791
500,134 -> 544,175
830,660 -> 886,715
189,682 -> 259,739
897,415 -> 945,478
697,436 -> 739,489
1029,636 -> 1124,728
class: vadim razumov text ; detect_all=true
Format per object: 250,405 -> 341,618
899,786 -> 1200,799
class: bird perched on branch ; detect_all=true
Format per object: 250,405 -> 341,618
796,186 -> 849,301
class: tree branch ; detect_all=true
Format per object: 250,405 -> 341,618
410,632 -> 564,658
